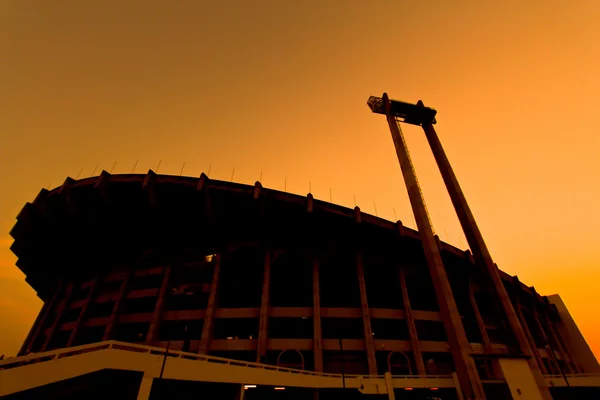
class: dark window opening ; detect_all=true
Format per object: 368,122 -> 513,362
60,308 -> 82,324
71,286 -> 91,301
522,310 -> 546,348
97,280 -> 123,296
88,302 -> 115,319
171,261 -> 215,287
371,318 -> 409,340
323,351 -> 368,375
158,319 -> 203,341
114,322 -> 149,343
129,274 -> 164,291
487,327 -> 510,345
422,352 -> 455,375
166,288 -> 209,311
120,296 -> 157,314
406,269 -> 440,312
217,250 -> 263,308
47,330 -> 71,350
320,252 -> 360,308
268,317 -> 313,339
322,318 -> 364,339
265,350 -> 313,371
376,351 -> 415,375
415,320 -> 447,342
474,291 -> 502,327
269,253 -> 313,307
475,358 -> 496,380
31,334 -> 47,352
213,318 -> 259,340
363,255 -> 403,309
74,326 -> 106,346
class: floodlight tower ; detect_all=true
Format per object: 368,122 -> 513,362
367,94 -> 552,400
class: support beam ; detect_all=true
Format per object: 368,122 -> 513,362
20,279 -> 64,356
468,280 -> 492,354
41,282 -> 74,352
419,102 -> 551,399
136,375 -> 153,400
66,277 -> 100,347
146,263 -> 173,345
103,266 -> 134,341
257,250 -> 271,363
199,255 -> 221,354
382,94 -> 484,399
356,251 -> 378,375
313,260 -> 324,372
399,268 -> 425,376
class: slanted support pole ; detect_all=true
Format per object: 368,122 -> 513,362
146,263 -> 172,345
420,103 -> 552,400
381,93 -> 484,399
399,268 -> 425,376
356,251 -> 378,375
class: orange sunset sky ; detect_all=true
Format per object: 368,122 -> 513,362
0,1 -> 599,359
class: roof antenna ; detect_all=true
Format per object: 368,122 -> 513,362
132,160 -> 139,173
207,163 -> 212,178
309,182 -> 312,193
180,162 -> 186,176
353,194 -> 357,207
373,202 -> 378,217
110,161 -> 118,174
284,177 -> 287,192
231,167 -> 235,182
75,167 -> 84,179
393,208 -> 397,221
259,172 -> 262,183
156,160 -> 162,173
330,188 -> 332,203
91,164 -> 99,176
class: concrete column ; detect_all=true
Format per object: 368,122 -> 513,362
384,371 -> 396,400
532,310 -> 572,374
67,277 -> 100,347
103,266 -> 134,341
20,279 -> 64,355
356,251 -> 377,375
399,268 -> 425,376
257,250 -> 271,363
515,299 -> 548,375
136,375 -> 153,400
146,263 -> 173,345
420,111 -> 551,400
312,260 -> 324,372
383,94 -> 484,400
198,255 -> 221,354
468,282 -> 492,353
41,281 -> 74,351
544,312 -> 582,374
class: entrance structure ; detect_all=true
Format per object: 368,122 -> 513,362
368,94 -> 552,399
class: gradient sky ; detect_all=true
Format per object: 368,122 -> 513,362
1,1 -> 599,359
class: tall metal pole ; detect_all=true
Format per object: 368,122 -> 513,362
419,108 -> 552,400
339,338 -> 346,389
381,93 -> 485,400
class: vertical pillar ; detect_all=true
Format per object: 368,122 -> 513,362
199,255 -> 221,354
146,263 -> 173,345
103,266 -> 134,341
41,281 -> 74,351
544,313 -> 581,374
257,250 -> 271,363
384,371 -> 396,400
468,282 -> 492,353
420,109 -> 551,399
382,94 -> 484,399
514,298 -> 547,375
312,260 -> 324,372
20,279 -> 64,356
136,375 -> 153,400
67,277 -> 100,347
356,251 -> 377,375
399,268 -> 425,376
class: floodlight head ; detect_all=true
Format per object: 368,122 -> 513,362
367,94 -> 437,125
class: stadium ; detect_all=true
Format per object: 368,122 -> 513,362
1,95 -> 599,399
